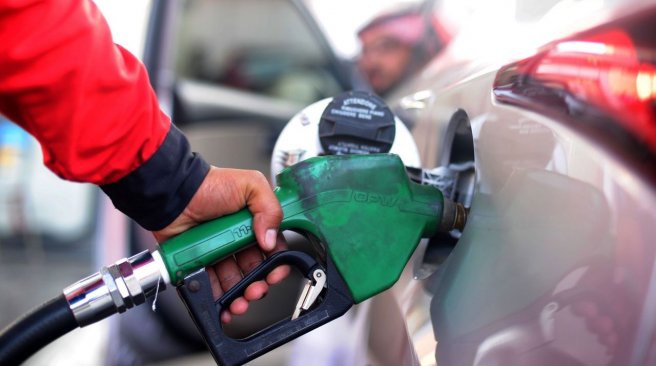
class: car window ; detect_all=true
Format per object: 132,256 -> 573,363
174,0 -> 342,105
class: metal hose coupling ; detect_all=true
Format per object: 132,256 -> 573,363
63,250 -> 170,327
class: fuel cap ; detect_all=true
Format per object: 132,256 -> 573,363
319,91 -> 396,155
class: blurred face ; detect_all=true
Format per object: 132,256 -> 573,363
358,29 -> 413,96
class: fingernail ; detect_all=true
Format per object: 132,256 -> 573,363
265,229 -> 277,251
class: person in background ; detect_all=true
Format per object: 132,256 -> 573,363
357,4 -> 451,97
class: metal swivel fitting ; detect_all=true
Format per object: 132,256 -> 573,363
63,250 -> 169,326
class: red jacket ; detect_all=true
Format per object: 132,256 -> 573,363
0,0 -> 209,230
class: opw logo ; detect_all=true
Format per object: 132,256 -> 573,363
353,191 -> 398,207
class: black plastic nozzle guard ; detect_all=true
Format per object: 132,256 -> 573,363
177,250 -> 354,366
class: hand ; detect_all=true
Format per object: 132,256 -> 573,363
153,166 -> 290,323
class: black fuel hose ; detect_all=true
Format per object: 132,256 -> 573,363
0,294 -> 77,365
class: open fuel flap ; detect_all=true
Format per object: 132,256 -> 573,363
410,109 -> 475,282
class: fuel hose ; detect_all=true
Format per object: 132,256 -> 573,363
0,295 -> 77,365
0,250 -> 168,365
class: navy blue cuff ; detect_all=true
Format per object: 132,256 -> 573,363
101,126 -> 210,231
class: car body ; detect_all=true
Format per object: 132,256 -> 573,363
348,0 -> 656,365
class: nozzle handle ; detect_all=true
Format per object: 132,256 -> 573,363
158,207 -> 259,285
177,252 -> 353,366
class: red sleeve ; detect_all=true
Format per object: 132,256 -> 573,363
0,0 -> 169,185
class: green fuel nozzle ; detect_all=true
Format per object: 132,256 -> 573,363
159,153 -> 465,366
159,153 -> 461,300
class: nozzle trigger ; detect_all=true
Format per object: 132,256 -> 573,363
292,268 -> 326,320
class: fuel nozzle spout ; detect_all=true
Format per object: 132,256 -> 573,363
441,198 -> 468,233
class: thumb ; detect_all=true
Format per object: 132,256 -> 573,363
245,171 -> 282,252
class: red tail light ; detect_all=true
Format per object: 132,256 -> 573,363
494,18 -> 656,155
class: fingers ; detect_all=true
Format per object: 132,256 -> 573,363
210,246 -> 271,321
235,246 -> 265,274
243,281 -> 268,301
209,234 -> 292,323
206,265 -> 223,299
235,246 -> 269,301
267,265 -> 291,286
214,256 -> 243,293
211,249 -> 269,299
210,254 -> 262,324
230,245 -> 281,301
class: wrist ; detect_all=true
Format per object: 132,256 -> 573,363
101,125 -> 210,230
